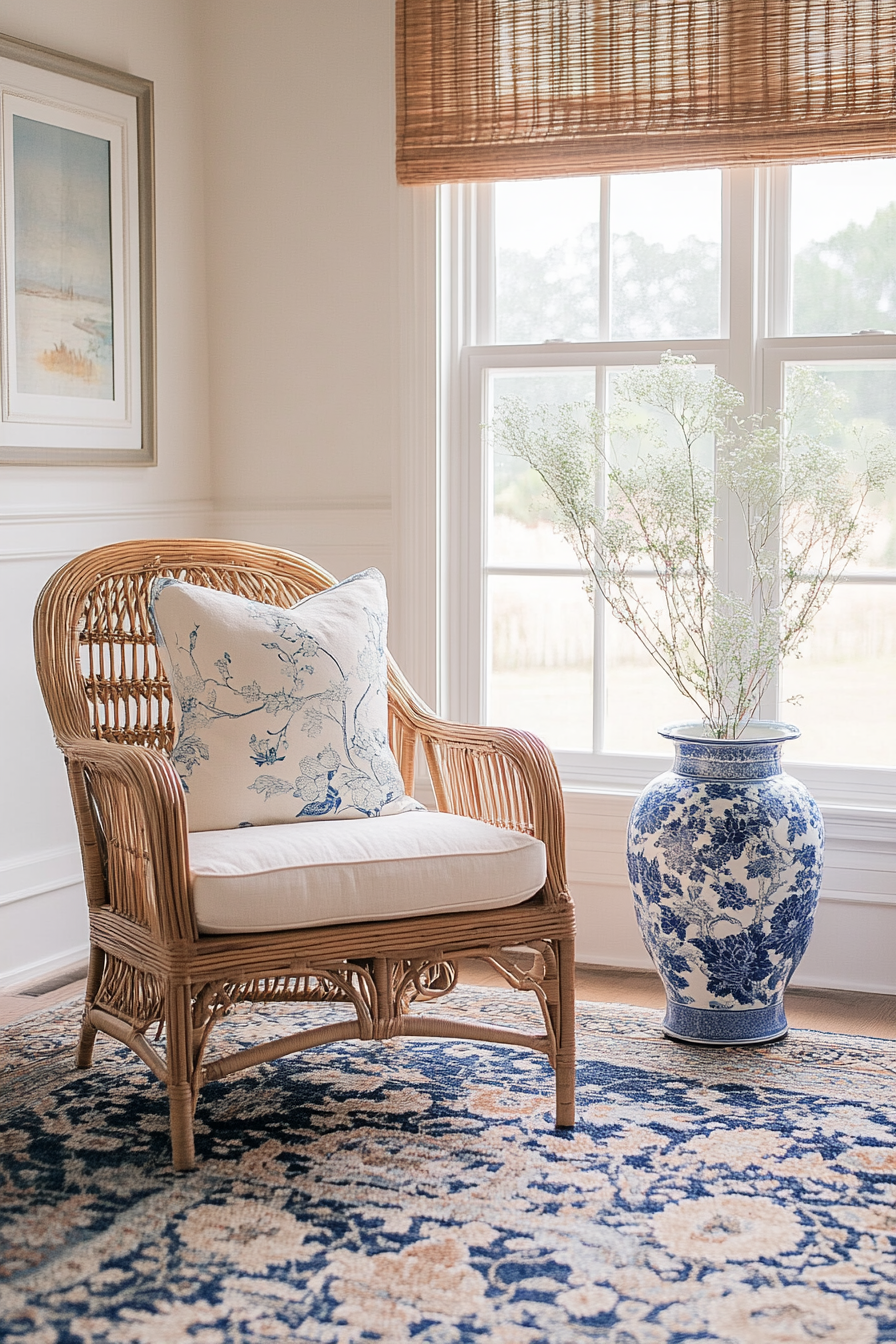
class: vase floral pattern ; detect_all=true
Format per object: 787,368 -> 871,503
627,723 -> 824,1045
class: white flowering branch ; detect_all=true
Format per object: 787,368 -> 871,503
490,353 -> 896,738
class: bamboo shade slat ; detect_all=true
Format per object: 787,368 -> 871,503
397,0 -> 896,183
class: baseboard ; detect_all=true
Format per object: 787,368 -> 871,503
787,971 -> 896,996
1,946 -> 890,998
575,956 -> 659,975
0,943 -> 90,991
575,955 -> 895,997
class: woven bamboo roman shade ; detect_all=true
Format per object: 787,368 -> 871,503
396,0 -> 896,184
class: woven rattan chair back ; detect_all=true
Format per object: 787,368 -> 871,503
34,540 -> 575,1170
39,540 -> 360,751
35,539 -> 424,806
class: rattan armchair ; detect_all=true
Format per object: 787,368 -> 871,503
33,540 -> 576,1170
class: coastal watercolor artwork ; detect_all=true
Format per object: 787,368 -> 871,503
0,35 -> 153,463
12,114 -> 113,400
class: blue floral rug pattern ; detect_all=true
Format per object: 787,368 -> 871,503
1,987 -> 895,1342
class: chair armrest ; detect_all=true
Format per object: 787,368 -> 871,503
387,661 -> 569,905
60,736 -> 195,944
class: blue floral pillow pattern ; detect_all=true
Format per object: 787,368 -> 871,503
148,568 -> 423,832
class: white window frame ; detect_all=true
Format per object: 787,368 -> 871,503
442,167 -> 896,809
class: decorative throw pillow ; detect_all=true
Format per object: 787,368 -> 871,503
148,568 -> 423,832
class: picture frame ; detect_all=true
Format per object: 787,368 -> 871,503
0,33 -> 154,466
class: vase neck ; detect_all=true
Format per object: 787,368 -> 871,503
673,739 -> 784,782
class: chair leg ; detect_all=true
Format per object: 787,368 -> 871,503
554,936 -> 576,1128
166,983 -> 196,1172
75,944 -> 105,1069
373,957 -> 391,1019
373,956 -> 397,1037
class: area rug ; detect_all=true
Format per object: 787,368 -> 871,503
1,987 -> 895,1344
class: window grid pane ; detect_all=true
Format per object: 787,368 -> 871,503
610,171 -> 721,341
487,574 -> 594,752
463,160 -> 896,798
791,161 -> 896,337
779,359 -> 896,766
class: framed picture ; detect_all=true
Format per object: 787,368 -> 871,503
0,33 -> 154,466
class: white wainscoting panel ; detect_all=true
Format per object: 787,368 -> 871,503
0,501 -> 213,987
0,843 -> 83,909
564,791 -> 654,972
0,845 -> 87,988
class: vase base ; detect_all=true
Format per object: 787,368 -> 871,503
662,1000 -> 788,1046
662,1026 -> 788,1047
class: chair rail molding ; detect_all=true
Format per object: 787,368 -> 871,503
0,843 -> 83,910
212,501 -> 393,586
0,500 -> 215,564
0,499 -> 214,526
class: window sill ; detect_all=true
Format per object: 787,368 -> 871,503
554,749 -> 896,812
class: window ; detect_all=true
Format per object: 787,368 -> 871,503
444,161 -> 896,806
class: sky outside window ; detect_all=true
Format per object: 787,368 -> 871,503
609,170 -> 720,340
791,159 -> 896,335
495,169 -> 721,344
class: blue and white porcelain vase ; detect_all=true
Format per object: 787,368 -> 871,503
627,722 -> 824,1046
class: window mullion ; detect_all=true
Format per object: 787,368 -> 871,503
768,166 -> 792,339
599,175 -> 611,341
720,170 -> 731,338
760,168 -> 794,721
721,167 -> 776,717
594,178 -> 609,752
474,183 -> 496,345
593,363 -> 607,752
444,186 -> 491,725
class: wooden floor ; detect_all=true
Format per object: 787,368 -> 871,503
0,962 -> 91,1029
459,960 -> 896,1039
2,959 -> 895,1039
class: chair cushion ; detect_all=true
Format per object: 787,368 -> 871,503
188,810 -> 547,934
148,568 -> 422,832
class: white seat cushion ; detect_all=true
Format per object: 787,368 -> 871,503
188,810 -> 547,934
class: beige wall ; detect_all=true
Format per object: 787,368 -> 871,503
195,0 -> 398,583
0,0 -> 403,984
0,0 -> 211,514
0,0 -> 212,982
